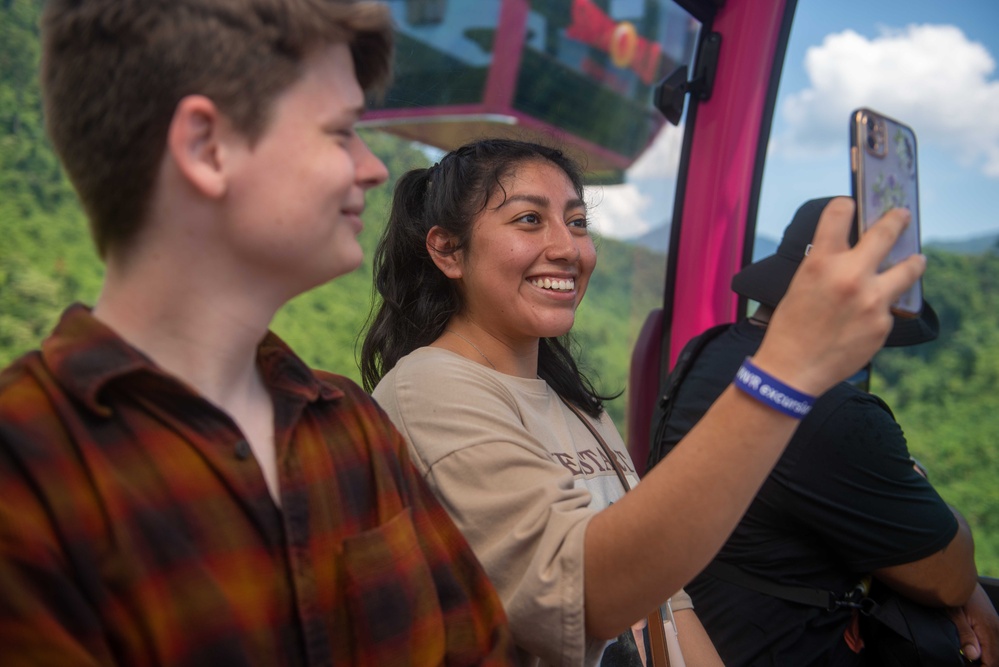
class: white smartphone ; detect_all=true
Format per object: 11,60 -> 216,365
850,107 -> 923,317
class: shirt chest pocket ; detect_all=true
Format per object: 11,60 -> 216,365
342,508 -> 446,665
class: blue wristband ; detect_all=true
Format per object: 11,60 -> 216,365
734,357 -> 815,419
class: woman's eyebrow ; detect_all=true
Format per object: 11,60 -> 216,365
502,194 -> 586,212
501,193 -> 549,208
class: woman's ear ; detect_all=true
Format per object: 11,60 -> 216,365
427,226 -> 464,279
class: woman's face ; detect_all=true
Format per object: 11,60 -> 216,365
454,159 -> 597,348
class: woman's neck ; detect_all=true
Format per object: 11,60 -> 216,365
432,319 -> 540,378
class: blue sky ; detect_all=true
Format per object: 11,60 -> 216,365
590,0 -> 999,244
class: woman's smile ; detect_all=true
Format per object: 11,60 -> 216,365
528,276 -> 576,292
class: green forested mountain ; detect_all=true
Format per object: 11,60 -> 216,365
4,0 -> 999,575
873,250 -> 999,567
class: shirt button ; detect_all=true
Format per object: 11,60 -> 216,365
234,440 -> 252,460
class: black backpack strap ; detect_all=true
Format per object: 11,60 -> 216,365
704,561 -> 867,612
647,323 -> 732,471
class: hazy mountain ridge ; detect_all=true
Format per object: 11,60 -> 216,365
926,233 -> 999,255
622,223 -> 999,259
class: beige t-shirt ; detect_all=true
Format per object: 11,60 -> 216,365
373,347 -> 691,666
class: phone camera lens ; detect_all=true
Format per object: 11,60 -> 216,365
867,135 -> 877,149
867,118 -> 875,130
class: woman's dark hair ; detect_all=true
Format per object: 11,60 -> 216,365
360,138 -> 612,417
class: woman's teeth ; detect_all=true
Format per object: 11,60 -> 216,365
531,277 -> 574,291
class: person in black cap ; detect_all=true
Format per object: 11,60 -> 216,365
730,197 -> 940,349
648,197 -> 999,666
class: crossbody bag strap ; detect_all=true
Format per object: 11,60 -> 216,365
560,396 -> 671,667
560,397 -> 631,491
704,561 -> 855,612
648,323 -> 733,471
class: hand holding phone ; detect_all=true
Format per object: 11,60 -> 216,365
850,107 -> 923,317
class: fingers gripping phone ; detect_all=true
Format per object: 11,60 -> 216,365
850,107 -> 923,317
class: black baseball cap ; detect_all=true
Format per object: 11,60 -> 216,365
731,197 -> 938,347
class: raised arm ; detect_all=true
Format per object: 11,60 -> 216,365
584,198 -> 927,639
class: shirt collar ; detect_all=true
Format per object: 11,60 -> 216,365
41,304 -> 342,415
257,331 -> 342,403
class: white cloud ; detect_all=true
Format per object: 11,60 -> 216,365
776,24 -> 999,177
628,123 -> 685,180
586,182 -> 653,238
585,123 -> 685,238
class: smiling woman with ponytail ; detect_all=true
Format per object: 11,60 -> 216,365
360,136 -> 925,667
362,139 -> 608,418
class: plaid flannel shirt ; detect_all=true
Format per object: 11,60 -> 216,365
0,304 -> 513,666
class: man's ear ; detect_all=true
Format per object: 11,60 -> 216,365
166,95 -> 229,199
426,226 -> 463,279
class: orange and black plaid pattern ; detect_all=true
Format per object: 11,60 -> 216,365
0,305 -> 514,666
